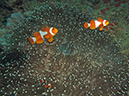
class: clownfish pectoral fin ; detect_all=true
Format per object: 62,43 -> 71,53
28,37 -> 36,45
48,37 -> 54,43
99,27 -> 103,31
84,22 -> 90,29
44,35 -> 50,39
36,38 -> 44,44
98,24 -> 103,28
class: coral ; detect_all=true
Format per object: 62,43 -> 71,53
0,0 -> 24,29
0,1 -> 128,96
0,11 -> 27,51
6,11 -> 25,29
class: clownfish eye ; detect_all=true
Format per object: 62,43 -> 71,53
52,28 -> 55,31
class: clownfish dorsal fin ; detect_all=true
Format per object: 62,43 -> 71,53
41,24 -> 48,30
97,17 -> 103,22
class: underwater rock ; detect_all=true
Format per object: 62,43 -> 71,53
6,11 -> 25,29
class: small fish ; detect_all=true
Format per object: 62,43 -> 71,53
28,25 -> 58,45
40,79 -> 51,88
83,17 -> 109,31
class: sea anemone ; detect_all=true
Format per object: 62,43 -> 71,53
0,1 -> 128,96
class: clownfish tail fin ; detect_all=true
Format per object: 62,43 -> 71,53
84,22 -> 90,29
28,37 -> 36,45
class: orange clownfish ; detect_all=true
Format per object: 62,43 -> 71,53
83,17 -> 109,31
45,82 -> 51,89
28,25 -> 58,45
40,79 -> 51,88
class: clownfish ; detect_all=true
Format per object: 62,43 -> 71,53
28,25 -> 58,45
40,79 -> 51,88
83,17 -> 109,31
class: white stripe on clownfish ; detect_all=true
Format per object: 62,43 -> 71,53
49,27 -> 55,35
39,30 -> 47,39
31,37 -> 36,42
95,20 -> 101,28
103,20 -> 107,26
